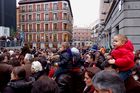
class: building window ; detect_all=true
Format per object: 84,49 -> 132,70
53,13 -> 57,20
37,24 -> 40,31
21,6 -> 25,12
63,3 -> 68,9
22,25 -> 25,31
53,3 -> 58,10
45,24 -> 49,31
21,15 -> 25,21
63,23 -> 67,30
45,4 -> 49,10
37,14 -> 40,21
45,14 -> 49,20
29,5 -> 32,12
116,25 -> 119,34
29,15 -> 32,21
46,34 -> 48,42
29,34 -> 32,41
63,13 -> 67,19
53,34 -> 57,42
37,5 -> 40,11
29,24 -> 32,31
64,34 -> 67,42
37,34 -> 40,42
53,23 -> 57,30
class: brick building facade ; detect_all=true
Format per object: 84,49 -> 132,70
18,0 -> 73,48
72,27 -> 92,47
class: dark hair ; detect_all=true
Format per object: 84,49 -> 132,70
0,55 -> 5,62
12,66 -> 26,79
9,58 -> 21,67
32,76 -> 60,93
85,67 -> 101,78
89,53 -> 96,61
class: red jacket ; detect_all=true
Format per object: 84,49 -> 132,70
111,40 -> 135,71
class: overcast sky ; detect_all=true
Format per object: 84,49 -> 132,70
17,0 -> 100,28
70,0 -> 100,27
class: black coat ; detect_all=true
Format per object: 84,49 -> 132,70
0,63 -> 13,92
3,77 -> 35,93
57,49 -> 72,68
125,76 -> 140,93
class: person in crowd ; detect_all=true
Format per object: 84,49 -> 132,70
31,75 -> 60,93
99,46 -> 106,55
9,57 -> 21,67
0,54 -> 13,92
53,42 -> 73,78
22,53 -> 34,80
70,47 -> 84,68
92,70 -> 125,93
31,47 -> 36,55
20,43 -> 30,56
2,53 -> 10,63
134,50 -> 140,62
125,70 -> 140,93
108,34 -> 135,80
3,66 -> 34,93
83,67 -> 101,93
31,61 -> 44,80
89,44 -> 106,69
85,53 -> 96,67
100,63 -> 140,93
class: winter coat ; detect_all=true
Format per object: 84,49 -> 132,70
111,40 -> 135,71
56,49 -> 73,68
0,63 -> 13,92
3,77 -> 35,93
83,85 -> 95,93
125,75 -> 140,93
31,71 -> 44,80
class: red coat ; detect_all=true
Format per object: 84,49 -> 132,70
111,40 -> 135,71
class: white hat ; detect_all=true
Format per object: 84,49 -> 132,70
31,61 -> 43,72
71,47 -> 80,54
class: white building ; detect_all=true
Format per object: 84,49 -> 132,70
0,26 -> 10,37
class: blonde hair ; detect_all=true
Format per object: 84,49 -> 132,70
115,34 -> 128,44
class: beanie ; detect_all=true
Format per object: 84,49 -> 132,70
90,45 -> 98,51
71,47 -> 80,54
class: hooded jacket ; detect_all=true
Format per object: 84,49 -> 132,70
111,40 -> 135,71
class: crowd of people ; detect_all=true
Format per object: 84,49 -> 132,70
0,36 -> 21,47
0,34 -> 140,93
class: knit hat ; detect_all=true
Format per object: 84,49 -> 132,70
90,44 -> 98,51
31,61 -> 43,72
71,47 -> 80,54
